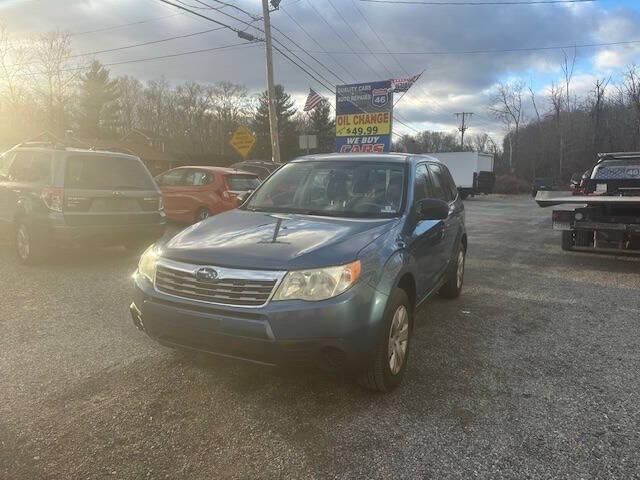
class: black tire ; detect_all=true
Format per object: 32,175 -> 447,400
439,241 -> 466,299
358,288 -> 412,393
15,220 -> 47,265
194,207 -> 211,223
561,231 -> 574,251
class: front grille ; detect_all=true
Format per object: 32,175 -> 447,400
155,263 -> 279,307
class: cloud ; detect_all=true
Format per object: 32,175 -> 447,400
2,0 -> 640,135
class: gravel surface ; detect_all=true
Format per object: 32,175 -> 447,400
1,195 -> 639,479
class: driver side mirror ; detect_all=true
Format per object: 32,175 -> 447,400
416,198 -> 449,220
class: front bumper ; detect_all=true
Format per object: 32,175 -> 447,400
131,273 -> 388,371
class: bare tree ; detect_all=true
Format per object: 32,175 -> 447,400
622,65 -> 640,148
589,77 -> 611,156
489,80 -> 524,172
31,31 -> 80,132
115,75 -> 142,136
208,81 -> 252,154
471,132 -> 491,152
548,82 -> 565,180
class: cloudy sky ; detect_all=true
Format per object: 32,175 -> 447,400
1,0 -> 639,140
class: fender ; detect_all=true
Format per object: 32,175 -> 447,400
375,249 -> 416,297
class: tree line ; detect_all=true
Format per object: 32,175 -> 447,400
0,30 -> 336,162
488,52 -> 640,183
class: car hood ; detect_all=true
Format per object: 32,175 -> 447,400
162,209 -> 399,270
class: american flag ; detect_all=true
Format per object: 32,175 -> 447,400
303,88 -> 324,111
391,73 -> 421,93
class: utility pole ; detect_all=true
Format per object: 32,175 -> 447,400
261,0 -> 281,163
455,112 -> 473,150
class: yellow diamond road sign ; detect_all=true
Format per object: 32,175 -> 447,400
229,125 -> 256,158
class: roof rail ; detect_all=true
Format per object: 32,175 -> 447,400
597,151 -> 640,158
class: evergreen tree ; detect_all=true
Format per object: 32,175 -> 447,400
253,85 -> 297,162
307,102 -> 335,153
78,61 -> 120,138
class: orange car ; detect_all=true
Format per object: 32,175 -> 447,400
155,166 -> 260,223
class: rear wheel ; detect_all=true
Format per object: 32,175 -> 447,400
439,242 -> 466,299
358,288 -> 412,392
561,231 -> 574,251
16,220 -> 47,265
195,207 -> 211,223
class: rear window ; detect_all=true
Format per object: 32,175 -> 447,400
225,174 -> 260,191
65,155 -> 155,190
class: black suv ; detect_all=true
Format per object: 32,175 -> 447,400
0,143 -> 166,264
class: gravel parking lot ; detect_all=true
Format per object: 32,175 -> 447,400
1,195 -> 639,479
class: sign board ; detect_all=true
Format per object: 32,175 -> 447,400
229,125 -> 256,158
299,134 -> 318,151
335,80 -> 393,153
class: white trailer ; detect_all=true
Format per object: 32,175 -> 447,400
429,152 -> 495,199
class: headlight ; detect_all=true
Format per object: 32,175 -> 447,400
138,244 -> 162,282
273,260 -> 361,301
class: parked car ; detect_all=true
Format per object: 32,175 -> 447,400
0,142 -> 165,264
155,166 -> 260,223
229,160 -> 282,180
131,153 -> 466,392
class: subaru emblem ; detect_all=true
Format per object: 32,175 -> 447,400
195,267 -> 218,282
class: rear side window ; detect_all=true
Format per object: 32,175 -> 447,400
9,151 -> 52,183
413,164 -> 432,205
225,175 -> 260,191
427,163 -> 455,202
184,170 -> 213,186
65,155 -> 155,190
156,169 -> 185,186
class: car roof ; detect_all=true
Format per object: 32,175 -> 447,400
172,166 -> 258,176
289,153 -> 438,164
11,145 -> 139,160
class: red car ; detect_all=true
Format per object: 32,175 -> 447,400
155,166 -> 260,223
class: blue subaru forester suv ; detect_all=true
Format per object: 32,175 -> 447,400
131,153 -> 466,391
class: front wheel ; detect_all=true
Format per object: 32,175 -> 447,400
358,288 -> 412,392
439,242 -> 466,299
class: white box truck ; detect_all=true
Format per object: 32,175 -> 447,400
429,152 -> 495,199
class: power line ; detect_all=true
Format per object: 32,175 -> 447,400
69,12 -> 185,37
162,0 -> 421,135
293,38 -> 640,56
359,0 -> 597,5
15,42 -> 258,77
192,0 -> 347,88
280,6 -> 357,83
304,0 -> 381,80
156,0 -> 264,39
7,27 -> 228,68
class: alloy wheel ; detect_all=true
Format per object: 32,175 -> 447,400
456,248 -> 465,289
388,305 -> 409,375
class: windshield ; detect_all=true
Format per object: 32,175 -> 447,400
225,174 -> 261,191
245,161 -> 405,218
65,154 -> 156,190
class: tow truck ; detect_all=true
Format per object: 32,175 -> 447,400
536,152 -> 640,254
